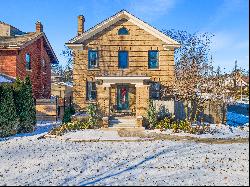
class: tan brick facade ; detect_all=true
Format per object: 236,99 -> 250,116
66,11 -> 179,125
72,20 -> 175,110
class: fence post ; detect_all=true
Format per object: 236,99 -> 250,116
69,96 -> 72,108
63,97 -> 66,110
56,96 -> 58,123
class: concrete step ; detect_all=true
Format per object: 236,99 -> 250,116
109,124 -> 136,128
109,117 -> 138,129
110,118 -> 136,124
108,126 -> 145,130
36,115 -> 57,121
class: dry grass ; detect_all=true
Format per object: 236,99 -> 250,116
117,129 -> 249,144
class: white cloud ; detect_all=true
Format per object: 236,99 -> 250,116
210,30 -> 249,72
211,31 -> 249,52
211,32 -> 234,51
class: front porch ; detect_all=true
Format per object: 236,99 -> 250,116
95,76 -> 150,128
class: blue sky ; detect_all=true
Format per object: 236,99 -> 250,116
0,0 -> 249,72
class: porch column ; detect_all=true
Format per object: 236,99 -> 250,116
96,84 -> 111,117
135,84 -> 149,127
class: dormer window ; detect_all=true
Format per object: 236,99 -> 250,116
25,53 -> 31,70
118,27 -> 129,35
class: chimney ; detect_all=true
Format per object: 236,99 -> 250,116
36,21 -> 43,33
77,15 -> 85,36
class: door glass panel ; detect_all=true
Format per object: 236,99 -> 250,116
117,86 -> 129,110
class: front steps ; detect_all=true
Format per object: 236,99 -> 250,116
108,117 -> 145,130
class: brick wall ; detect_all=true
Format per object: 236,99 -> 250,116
0,36 -> 51,99
16,37 -> 51,99
0,50 -> 17,77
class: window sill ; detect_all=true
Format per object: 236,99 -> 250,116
118,68 -> 129,70
88,68 -> 100,71
86,100 -> 97,104
148,68 -> 161,71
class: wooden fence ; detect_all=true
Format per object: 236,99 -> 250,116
35,96 -> 73,122
153,99 -> 224,124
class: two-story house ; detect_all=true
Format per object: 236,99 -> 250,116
66,10 -> 180,128
0,21 -> 58,99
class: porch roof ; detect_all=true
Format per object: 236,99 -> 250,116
96,76 -> 150,86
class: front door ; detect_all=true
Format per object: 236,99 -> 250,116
117,85 -> 129,111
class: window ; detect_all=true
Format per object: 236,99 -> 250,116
150,82 -> 161,99
87,81 -> 97,101
41,58 -> 45,67
148,50 -> 159,69
41,58 -> 46,72
88,50 -> 99,69
118,27 -> 129,35
118,51 -> 128,69
25,53 -> 31,70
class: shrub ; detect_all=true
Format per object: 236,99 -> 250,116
178,119 -> 191,132
0,84 -> 19,137
86,103 -> 100,129
157,105 -> 170,121
13,77 -> 36,133
172,121 -> 179,133
155,116 -> 174,131
146,100 -> 158,129
62,105 -> 75,123
49,120 -> 90,136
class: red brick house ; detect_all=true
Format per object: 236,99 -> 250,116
0,21 -> 58,99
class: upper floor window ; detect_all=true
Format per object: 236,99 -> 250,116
25,53 -> 31,70
118,27 -> 129,35
41,58 -> 46,72
148,50 -> 159,69
41,58 -> 45,67
88,50 -> 99,69
150,82 -> 161,100
86,81 -> 97,101
118,51 -> 128,69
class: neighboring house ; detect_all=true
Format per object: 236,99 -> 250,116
51,70 -> 73,101
51,82 -> 73,98
51,70 -> 63,83
66,10 -> 180,127
0,21 -> 58,99
51,71 -> 73,98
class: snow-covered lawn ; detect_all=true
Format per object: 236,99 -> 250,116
61,130 -> 144,141
146,124 -> 249,139
0,123 -> 249,186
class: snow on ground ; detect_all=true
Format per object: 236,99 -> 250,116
0,121 -> 59,142
62,130 -> 142,141
146,124 -> 249,139
0,123 -> 249,186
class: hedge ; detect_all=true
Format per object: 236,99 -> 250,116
0,83 -> 19,137
0,76 -> 36,137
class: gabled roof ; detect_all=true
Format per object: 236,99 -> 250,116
0,32 -> 41,48
66,10 -> 180,47
0,32 -> 58,64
